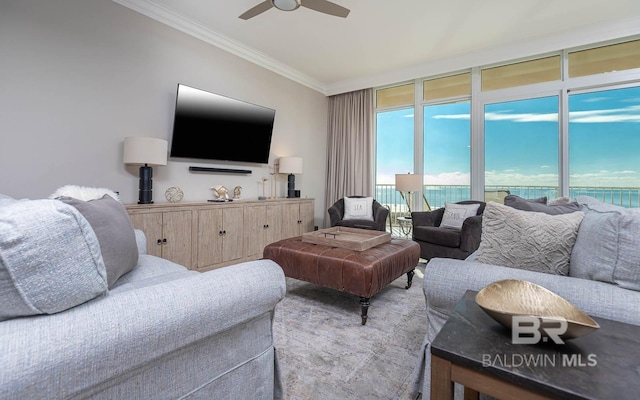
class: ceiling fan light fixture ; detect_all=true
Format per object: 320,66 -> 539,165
272,0 -> 301,12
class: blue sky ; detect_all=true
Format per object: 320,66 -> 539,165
377,86 -> 640,188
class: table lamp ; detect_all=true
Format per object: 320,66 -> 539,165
278,157 -> 303,198
123,137 -> 168,204
395,173 -> 423,215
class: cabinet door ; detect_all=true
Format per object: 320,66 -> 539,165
299,201 -> 315,234
265,204 -> 283,245
197,209 -> 224,268
281,203 -> 301,239
128,212 -> 163,258
222,206 -> 244,263
162,210 -> 193,268
244,204 -> 266,258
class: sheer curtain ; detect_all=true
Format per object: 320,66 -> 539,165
324,88 -> 374,226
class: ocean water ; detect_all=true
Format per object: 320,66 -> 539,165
376,186 -> 640,210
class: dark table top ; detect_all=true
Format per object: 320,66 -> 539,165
431,290 -> 640,400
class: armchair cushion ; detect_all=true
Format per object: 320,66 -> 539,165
440,202 -> 481,229
413,226 -> 460,248
343,196 -> 374,221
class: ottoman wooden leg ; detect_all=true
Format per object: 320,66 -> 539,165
360,297 -> 370,325
405,269 -> 415,289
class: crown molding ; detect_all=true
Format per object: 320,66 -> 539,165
111,0 -> 328,94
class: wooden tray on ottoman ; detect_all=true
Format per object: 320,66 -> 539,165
302,227 -> 391,251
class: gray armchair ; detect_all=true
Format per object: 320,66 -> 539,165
410,200 -> 486,260
328,196 -> 389,231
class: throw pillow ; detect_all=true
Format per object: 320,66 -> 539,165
50,184 -> 120,201
476,202 -> 584,276
0,199 -> 108,322
342,196 -> 374,221
59,195 -> 138,288
504,194 -> 581,215
439,202 -> 481,230
571,196 -> 640,291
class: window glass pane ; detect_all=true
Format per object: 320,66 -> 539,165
569,86 -> 640,207
569,39 -> 640,78
423,101 -> 470,208
423,73 -> 471,101
376,83 -> 414,108
376,108 -> 415,223
482,56 -> 560,91
484,96 -> 559,199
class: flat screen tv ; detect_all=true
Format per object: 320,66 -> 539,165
170,84 -> 275,164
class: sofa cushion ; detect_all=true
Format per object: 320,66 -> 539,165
571,197 -> 640,291
59,195 -> 138,288
342,196 -> 374,221
0,199 -> 108,322
439,202 -> 480,230
504,194 -> 581,215
476,202 -> 584,275
413,226 -> 461,248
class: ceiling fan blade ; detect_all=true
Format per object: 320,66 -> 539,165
300,0 -> 350,18
239,1 -> 274,20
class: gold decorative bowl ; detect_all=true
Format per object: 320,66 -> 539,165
475,279 -> 600,341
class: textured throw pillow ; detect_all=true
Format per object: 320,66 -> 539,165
0,199 -> 108,322
571,196 -> 640,291
476,202 -> 584,275
59,195 -> 138,288
342,197 -> 374,221
50,184 -> 120,201
504,194 -> 580,215
439,202 -> 480,230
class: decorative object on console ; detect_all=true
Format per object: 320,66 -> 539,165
395,173 -> 429,215
233,186 -> 242,199
164,187 -> 184,203
278,156 -> 303,198
476,279 -> 600,340
123,137 -> 168,205
210,185 -> 229,199
259,177 -> 268,200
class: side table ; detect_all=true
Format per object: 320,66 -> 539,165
431,290 -> 640,400
396,216 -> 413,237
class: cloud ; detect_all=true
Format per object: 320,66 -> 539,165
429,105 -> 640,123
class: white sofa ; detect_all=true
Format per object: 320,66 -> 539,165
0,193 -> 286,399
413,196 -> 640,398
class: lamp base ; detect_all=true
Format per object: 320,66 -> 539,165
138,165 -> 154,204
287,173 -> 295,198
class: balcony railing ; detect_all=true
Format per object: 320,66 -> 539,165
377,184 -> 640,235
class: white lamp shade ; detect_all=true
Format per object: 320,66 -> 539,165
278,157 -> 303,174
123,137 -> 168,166
395,174 -> 423,192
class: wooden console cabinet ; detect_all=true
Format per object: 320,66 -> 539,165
126,198 -> 314,271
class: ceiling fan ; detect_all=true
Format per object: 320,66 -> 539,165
239,0 -> 350,20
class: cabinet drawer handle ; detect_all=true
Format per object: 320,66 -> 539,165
219,230 -> 224,236
162,238 -> 167,245
157,239 -> 162,245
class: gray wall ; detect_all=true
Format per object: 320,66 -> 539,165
0,0 -> 328,226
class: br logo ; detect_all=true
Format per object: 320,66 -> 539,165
512,316 -> 568,345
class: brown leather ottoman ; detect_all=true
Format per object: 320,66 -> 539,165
263,236 -> 420,325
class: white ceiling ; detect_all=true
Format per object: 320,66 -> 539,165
113,0 -> 640,95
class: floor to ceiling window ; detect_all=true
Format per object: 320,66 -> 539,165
484,96 -> 559,199
374,36 -> 640,210
569,86 -> 640,206
375,83 -> 415,216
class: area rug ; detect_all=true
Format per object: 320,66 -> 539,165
273,263 -> 427,400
